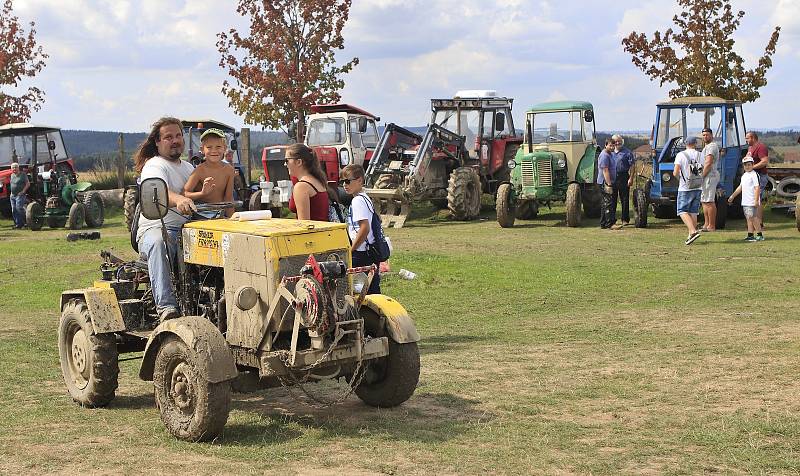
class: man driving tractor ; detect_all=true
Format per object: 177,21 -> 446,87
132,117 -> 197,322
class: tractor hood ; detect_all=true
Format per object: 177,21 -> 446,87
184,218 -> 347,238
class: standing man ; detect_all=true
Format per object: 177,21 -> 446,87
597,138 -> 617,229
9,162 -> 30,229
612,134 -> 635,226
700,128 -> 720,231
133,117 -> 197,321
745,131 -> 769,238
674,136 -> 704,245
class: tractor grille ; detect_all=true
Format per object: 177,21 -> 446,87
537,160 -> 553,187
521,162 -> 536,187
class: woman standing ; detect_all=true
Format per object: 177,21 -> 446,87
285,143 -> 333,221
340,164 -> 381,294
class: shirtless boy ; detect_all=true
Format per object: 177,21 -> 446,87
183,128 -> 235,217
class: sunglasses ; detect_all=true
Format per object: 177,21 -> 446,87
339,177 -> 360,185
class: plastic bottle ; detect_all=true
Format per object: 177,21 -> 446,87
398,269 -> 416,280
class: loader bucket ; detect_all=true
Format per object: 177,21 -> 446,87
366,187 -> 412,228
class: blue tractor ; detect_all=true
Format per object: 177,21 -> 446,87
633,97 -> 750,229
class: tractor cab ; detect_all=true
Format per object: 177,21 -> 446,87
181,119 -> 241,165
304,104 -> 380,182
430,90 -> 519,176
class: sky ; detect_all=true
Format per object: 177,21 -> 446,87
7,0 -> 800,132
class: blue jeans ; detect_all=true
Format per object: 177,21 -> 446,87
138,226 -> 180,312
10,195 -> 26,228
677,190 -> 701,215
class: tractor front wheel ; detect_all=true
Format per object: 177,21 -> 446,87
68,203 -> 85,230
83,191 -> 105,228
355,339 -> 420,408
495,183 -> 515,228
123,187 -> 138,231
26,202 -> 44,231
248,190 -> 263,211
58,299 -> 119,407
153,337 -> 231,442
634,188 -> 648,228
447,167 -> 482,220
565,183 -> 582,227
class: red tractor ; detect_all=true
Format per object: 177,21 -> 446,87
365,90 -> 523,227
255,104 -> 380,208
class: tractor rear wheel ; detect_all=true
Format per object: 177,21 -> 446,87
581,184 -> 602,218
796,192 -> 800,232
447,167 -> 482,220
26,202 -> 44,231
83,191 -> 105,228
515,200 -> 538,220
248,190 -> 263,211
565,183 -> 582,227
355,339 -> 420,408
495,183 -> 515,228
68,202 -> 85,230
0,200 -> 11,218
123,187 -> 138,231
633,188 -> 648,228
47,215 -> 67,228
715,190 -> 728,230
58,299 -> 119,407
153,337 -> 231,442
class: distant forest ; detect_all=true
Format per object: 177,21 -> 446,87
63,130 -> 291,172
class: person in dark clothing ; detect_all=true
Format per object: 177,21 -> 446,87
611,134 -> 635,226
596,139 -> 617,229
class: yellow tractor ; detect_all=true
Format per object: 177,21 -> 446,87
58,178 -> 420,441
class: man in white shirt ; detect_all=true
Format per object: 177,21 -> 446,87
700,128 -> 720,231
132,117 -> 196,321
674,136 -> 704,245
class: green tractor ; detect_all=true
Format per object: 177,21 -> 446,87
496,101 -> 601,227
0,123 -> 104,230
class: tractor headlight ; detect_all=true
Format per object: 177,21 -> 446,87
234,286 -> 259,311
507,160 -> 516,169
662,172 -> 671,182
556,158 -> 566,168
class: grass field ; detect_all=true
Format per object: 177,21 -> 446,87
1,203 -> 800,475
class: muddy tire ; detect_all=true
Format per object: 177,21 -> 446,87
777,176 -> 800,198
374,174 -> 397,190
83,191 -> 105,228
447,167 -> 482,221
355,339 -> 420,408
47,215 -> 67,229
248,190 -> 263,211
58,299 -> 119,407
26,201 -> 44,231
715,190 -> 728,230
495,183 -> 515,228
123,187 -> 138,231
515,200 -> 538,220
633,188 -> 648,228
153,337 -> 231,442
565,182 -> 582,227
581,184 -> 602,219
68,202 -> 85,230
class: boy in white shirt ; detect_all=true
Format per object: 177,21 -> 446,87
727,156 -> 762,242
340,164 -> 380,294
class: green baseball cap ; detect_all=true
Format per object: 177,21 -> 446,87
200,128 -> 226,141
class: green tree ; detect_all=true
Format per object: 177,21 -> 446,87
622,0 -> 780,102
0,0 -> 48,124
218,0 -> 359,141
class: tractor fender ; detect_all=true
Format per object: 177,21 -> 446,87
361,295 -> 420,343
60,288 -> 125,335
139,316 -> 238,383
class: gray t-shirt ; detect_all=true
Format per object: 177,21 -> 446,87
675,149 -> 703,191
136,156 -> 195,242
702,142 -> 720,177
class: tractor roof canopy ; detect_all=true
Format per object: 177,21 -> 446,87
0,123 -> 61,137
657,96 -> 742,107
527,101 -> 593,113
181,119 -> 235,133
309,104 -> 377,119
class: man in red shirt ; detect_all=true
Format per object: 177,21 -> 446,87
745,131 -> 769,240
